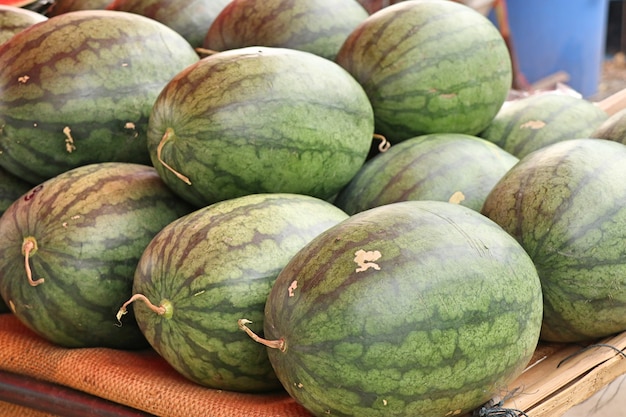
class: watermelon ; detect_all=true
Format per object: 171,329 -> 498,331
0,165 -> 32,216
106,0 -> 231,48
591,107 -> 626,145
46,0 -> 113,16
0,5 -> 47,45
0,166 -> 32,313
119,193 -> 348,392
245,200 -> 542,417
203,0 -> 369,60
147,46 -> 375,208
334,133 -> 518,214
481,138 -> 626,343
335,0 -> 512,144
479,93 -> 609,158
0,162 -> 193,348
0,10 -> 199,185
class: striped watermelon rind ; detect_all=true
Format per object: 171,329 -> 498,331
107,0 -> 231,48
0,5 -> 47,45
0,162 -> 193,348
259,200 -> 543,417
335,0 -> 512,143
479,94 -> 609,158
0,165 -> 32,216
126,193 -> 348,392
147,46 -> 374,208
334,133 -> 519,214
0,166 -> 32,313
204,0 -> 369,60
0,10 -> 199,184
482,138 -> 626,342
46,0 -> 112,16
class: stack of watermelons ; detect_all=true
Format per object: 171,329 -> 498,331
0,1 -> 624,417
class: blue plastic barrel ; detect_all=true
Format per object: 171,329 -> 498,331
499,0 -> 609,97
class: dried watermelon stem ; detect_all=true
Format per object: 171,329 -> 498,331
194,47 -> 220,56
373,133 -> 390,152
22,237 -> 44,286
238,318 -> 286,352
116,293 -> 168,326
157,127 -> 192,185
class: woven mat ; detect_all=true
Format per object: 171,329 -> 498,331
0,313 -> 312,417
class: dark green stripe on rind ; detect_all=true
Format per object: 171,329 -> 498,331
131,193 -> 348,392
147,46 -> 374,208
0,162 -> 193,348
334,133 -> 518,214
479,94 -> 609,158
482,138 -> 626,342
264,200 -> 543,417
335,0 -> 512,142
0,10 -> 199,184
204,0 -> 368,60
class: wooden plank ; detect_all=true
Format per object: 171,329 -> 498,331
501,332 -> 626,416
596,86 -> 626,115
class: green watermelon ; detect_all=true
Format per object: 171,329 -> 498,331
479,93 -> 609,158
203,0 -> 369,60
0,162 -> 193,348
335,0 -> 512,144
46,0 -> 113,16
0,10 -> 199,185
0,166 -> 32,216
334,133 -> 518,214
0,5 -> 47,45
106,0 -> 231,48
246,200 -> 542,417
119,193 -> 348,392
591,107 -> 626,145
481,138 -> 626,343
0,166 -> 32,313
147,46 -> 374,208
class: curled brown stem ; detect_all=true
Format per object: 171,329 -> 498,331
374,133 -> 390,152
116,293 -> 166,326
157,128 -> 192,185
238,319 -> 286,352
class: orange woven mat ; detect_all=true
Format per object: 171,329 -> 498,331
0,313 -> 312,417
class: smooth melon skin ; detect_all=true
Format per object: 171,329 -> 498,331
147,46 -> 375,208
482,138 -> 626,343
129,193 -> 348,392
0,163 -> 193,349
262,200 -> 543,417
335,0 -> 512,144
479,94 -> 609,158
334,133 -> 518,214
